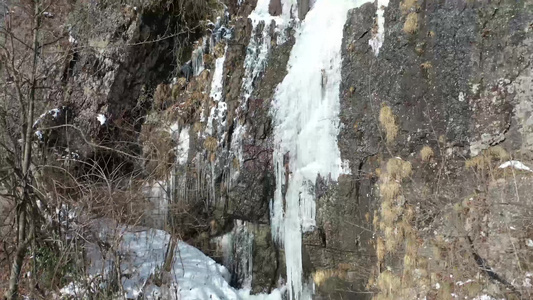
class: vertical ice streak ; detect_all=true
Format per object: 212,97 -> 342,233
270,0 -> 366,299
206,45 -> 228,136
214,220 -> 255,289
369,0 -> 390,56
231,0 -> 296,172
192,47 -> 205,76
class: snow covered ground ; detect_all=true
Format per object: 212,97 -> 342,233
62,222 -> 284,300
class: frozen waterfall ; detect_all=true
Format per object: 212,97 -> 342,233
270,0 -> 366,299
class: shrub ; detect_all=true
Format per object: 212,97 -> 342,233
420,62 -> 432,70
403,12 -> 419,34
420,145 -> 434,161
379,106 -> 399,143
204,136 -> 218,152
154,84 -> 172,110
400,0 -> 418,14
386,158 -> 412,181
465,145 -> 509,170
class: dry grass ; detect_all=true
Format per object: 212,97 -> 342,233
214,42 -> 226,58
154,83 -> 172,109
374,156 -> 424,299
420,62 -> 433,70
193,122 -> 204,133
420,145 -> 434,161
377,237 -> 386,262
486,145 -> 509,160
141,126 -> 175,179
379,106 -> 399,143
232,157 -> 240,170
376,271 -> 402,299
386,158 -> 412,181
312,264 -> 351,287
172,81 -> 186,99
380,181 -> 401,202
204,136 -> 218,152
403,12 -> 419,34
400,0 -> 418,14
465,145 -> 509,170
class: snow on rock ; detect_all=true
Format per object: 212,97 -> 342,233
96,114 -> 107,125
33,108 -> 61,128
498,160 -> 533,172
74,222 -> 283,300
472,295 -> 504,300
368,0 -> 389,56
270,0 -> 368,299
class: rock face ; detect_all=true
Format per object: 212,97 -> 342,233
36,0 -> 533,299
332,0 -> 533,298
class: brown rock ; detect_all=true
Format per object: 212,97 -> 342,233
269,0 -> 282,16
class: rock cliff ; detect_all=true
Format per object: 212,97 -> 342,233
14,0 -> 533,299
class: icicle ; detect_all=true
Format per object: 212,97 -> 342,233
206,45 -> 229,137
192,47 -> 204,76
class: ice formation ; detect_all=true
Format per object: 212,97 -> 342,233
270,0 -> 367,298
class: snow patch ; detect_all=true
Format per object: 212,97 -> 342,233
472,295 -> 503,300
33,108 -> 61,128
96,114 -> 107,125
73,223 -> 283,300
498,160 -> 533,172
455,279 -> 474,286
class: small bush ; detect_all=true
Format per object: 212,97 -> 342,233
154,84 -> 172,110
381,181 -> 401,202
204,136 -> 218,152
465,145 -> 509,170
420,62 -> 432,70
141,126 -> 175,178
403,12 -> 419,34
420,145 -> 434,161
377,237 -> 386,262
386,158 -> 412,181
214,42 -> 226,58
400,0 -> 418,14
376,270 -> 401,297
379,106 -> 399,143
